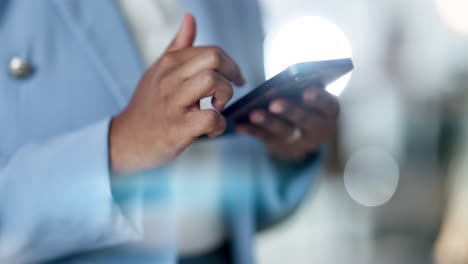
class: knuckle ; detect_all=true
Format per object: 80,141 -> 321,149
224,84 -> 234,100
218,117 -> 227,132
216,82 -> 234,103
205,48 -> 223,67
209,117 -> 227,137
201,70 -> 218,89
159,53 -> 176,67
208,46 -> 223,54
202,110 -> 220,128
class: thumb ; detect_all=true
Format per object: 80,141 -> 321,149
166,14 -> 197,52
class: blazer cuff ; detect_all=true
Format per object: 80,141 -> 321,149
0,118 -> 141,263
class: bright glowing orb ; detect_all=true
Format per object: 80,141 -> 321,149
264,16 -> 353,96
435,0 -> 468,35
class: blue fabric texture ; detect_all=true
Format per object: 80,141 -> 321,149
0,0 -> 320,263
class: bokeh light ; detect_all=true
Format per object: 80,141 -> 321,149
264,16 -> 353,96
435,0 -> 468,35
344,147 -> 400,207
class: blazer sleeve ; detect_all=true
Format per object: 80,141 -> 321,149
0,118 -> 142,263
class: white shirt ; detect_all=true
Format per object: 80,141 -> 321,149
118,0 -> 226,257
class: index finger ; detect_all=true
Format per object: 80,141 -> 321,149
172,46 -> 245,86
302,88 -> 340,118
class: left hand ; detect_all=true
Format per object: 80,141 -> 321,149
236,87 -> 339,162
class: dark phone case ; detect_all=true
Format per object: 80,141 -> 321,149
220,58 -> 353,136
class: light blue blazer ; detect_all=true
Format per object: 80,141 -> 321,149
0,0 -> 320,263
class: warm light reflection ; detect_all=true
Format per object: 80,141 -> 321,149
264,16 -> 353,96
435,0 -> 468,35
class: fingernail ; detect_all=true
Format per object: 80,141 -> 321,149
212,99 -> 225,111
269,101 -> 284,114
237,74 -> 246,86
250,111 -> 265,124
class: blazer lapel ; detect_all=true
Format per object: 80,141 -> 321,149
52,0 -> 144,107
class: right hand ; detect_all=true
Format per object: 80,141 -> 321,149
109,14 -> 245,174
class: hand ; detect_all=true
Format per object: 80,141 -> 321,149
237,87 -> 339,162
110,14 -> 245,174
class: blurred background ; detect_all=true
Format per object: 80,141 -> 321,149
255,0 -> 468,263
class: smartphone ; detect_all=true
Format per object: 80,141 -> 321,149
218,58 -> 354,135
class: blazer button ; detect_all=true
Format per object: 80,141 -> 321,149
8,57 -> 33,79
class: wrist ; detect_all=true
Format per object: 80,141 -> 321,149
109,114 -> 139,175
